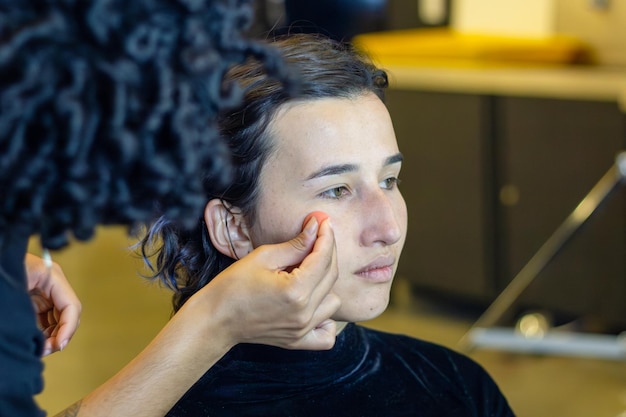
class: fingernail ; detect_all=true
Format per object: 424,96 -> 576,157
304,217 -> 317,235
60,340 -> 68,351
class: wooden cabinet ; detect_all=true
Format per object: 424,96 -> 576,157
495,97 -> 626,323
387,87 -> 626,326
387,90 -> 496,301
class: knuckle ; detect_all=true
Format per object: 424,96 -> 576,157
288,234 -> 308,252
289,312 -> 311,329
318,338 -> 335,350
282,286 -> 309,310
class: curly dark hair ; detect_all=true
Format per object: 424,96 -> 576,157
0,0 -> 295,250
139,33 -> 389,311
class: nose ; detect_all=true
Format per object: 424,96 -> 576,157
359,188 -> 406,247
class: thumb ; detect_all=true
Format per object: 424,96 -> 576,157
261,216 -> 320,271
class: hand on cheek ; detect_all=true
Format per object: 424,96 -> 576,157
302,211 -> 330,231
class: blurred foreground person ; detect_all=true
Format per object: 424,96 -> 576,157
0,2 -> 340,416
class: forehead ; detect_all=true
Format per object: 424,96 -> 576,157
263,93 -> 398,177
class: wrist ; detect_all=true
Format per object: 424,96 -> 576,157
174,287 -> 238,354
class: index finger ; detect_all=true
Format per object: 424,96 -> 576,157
53,304 -> 81,350
293,219 -> 338,296
47,267 -> 82,350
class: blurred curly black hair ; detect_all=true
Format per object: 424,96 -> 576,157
0,0 -> 295,249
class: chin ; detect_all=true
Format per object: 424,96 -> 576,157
338,297 -> 390,323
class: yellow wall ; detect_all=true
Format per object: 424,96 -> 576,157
29,227 -> 172,414
452,0 -> 626,66
555,0 -> 626,66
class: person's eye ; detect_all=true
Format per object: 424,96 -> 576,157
320,186 -> 350,199
380,177 -> 401,190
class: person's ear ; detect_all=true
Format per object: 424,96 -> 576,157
204,199 -> 253,260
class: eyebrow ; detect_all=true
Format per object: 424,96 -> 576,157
305,152 -> 404,181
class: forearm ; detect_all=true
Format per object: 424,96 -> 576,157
51,218 -> 338,416
53,296 -> 233,417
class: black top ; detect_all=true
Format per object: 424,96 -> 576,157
168,323 -> 514,417
0,230 -> 45,417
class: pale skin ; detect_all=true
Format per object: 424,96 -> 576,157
206,92 -> 408,331
26,216 -> 339,417
26,253 -> 82,356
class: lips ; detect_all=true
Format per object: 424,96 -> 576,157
354,255 -> 396,283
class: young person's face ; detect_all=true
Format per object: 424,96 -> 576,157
247,92 -> 407,323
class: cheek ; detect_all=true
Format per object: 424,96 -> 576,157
248,201 -> 305,247
247,169 -> 308,246
397,195 -> 409,244
250,218 -> 295,247
321,211 -> 354,269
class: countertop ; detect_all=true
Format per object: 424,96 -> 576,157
382,64 -> 626,111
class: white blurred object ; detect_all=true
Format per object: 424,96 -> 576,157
516,312 -> 551,339
468,327 -> 626,360
418,0 -> 447,25
451,0 -> 556,38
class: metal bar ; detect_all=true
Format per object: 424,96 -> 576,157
468,327 -> 626,360
459,151 -> 626,352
